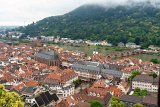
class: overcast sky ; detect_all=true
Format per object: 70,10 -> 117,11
0,0 -> 158,26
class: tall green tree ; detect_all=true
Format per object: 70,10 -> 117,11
90,100 -> 103,107
150,59 -> 159,64
128,70 -> 141,80
110,96 -> 124,107
132,88 -> 148,97
0,84 -> 24,107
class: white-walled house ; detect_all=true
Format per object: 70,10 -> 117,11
132,74 -> 158,92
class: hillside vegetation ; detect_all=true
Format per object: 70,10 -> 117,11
19,4 -> 160,47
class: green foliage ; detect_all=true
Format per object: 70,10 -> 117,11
110,96 -> 124,107
18,4 -> 160,47
150,58 -> 159,64
0,84 -> 24,107
73,79 -> 81,88
128,70 -> 141,80
149,72 -> 158,78
133,103 -> 144,107
132,88 -> 148,97
89,100 -> 103,107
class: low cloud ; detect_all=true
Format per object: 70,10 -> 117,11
0,0 -> 159,25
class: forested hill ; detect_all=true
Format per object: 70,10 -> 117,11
19,4 -> 160,47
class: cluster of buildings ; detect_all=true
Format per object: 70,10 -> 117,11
0,41 -> 159,107
0,31 -> 23,39
27,36 -> 113,47
118,42 -> 141,49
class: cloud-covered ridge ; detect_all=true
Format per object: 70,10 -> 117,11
0,0 -> 160,25
86,0 -> 160,8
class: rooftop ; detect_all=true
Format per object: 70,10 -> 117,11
132,74 -> 153,83
34,50 -> 59,60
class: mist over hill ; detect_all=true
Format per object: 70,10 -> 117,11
19,2 -> 160,47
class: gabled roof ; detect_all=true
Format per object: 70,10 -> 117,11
72,63 -> 101,73
39,93 -> 50,106
120,95 -> 142,103
51,93 -> 59,102
44,69 -> 77,84
132,74 -> 153,83
34,50 -> 59,60
143,96 -> 157,105
34,91 -> 59,107
45,91 -> 54,102
4,85 -> 13,90
25,80 -> 38,87
101,69 -> 122,78
32,104 -> 38,107
35,95 -> 45,107
22,86 -> 37,95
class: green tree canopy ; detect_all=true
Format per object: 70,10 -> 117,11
73,79 -> 81,88
18,4 -> 160,47
150,59 -> 159,64
89,100 -> 103,107
110,96 -> 124,107
132,88 -> 148,97
128,70 -> 141,80
0,84 -> 24,107
133,103 -> 144,107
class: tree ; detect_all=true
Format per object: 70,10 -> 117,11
89,100 -> 103,107
150,59 -> 159,64
135,37 -> 141,45
18,5 -> 160,47
128,70 -> 141,80
110,96 -> 124,107
73,79 -> 81,88
0,84 -> 24,107
132,88 -> 148,97
133,103 -> 144,107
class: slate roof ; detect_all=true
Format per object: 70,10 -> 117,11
35,96 -> 45,107
5,85 -> 12,90
39,93 -> 50,106
120,95 -> 158,106
22,87 -> 37,95
32,104 -> 38,107
101,69 -> 123,78
51,93 -> 59,102
33,91 -> 59,107
132,74 -> 153,83
34,51 -> 59,60
83,61 -> 100,67
153,77 -> 159,85
72,63 -> 101,74
0,79 -> 7,84
72,61 -> 122,78
120,95 -> 143,103
142,96 -> 157,106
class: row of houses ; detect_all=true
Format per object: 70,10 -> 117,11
118,42 -> 141,48
72,61 -> 123,81
120,94 -> 157,107
132,74 -> 159,92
